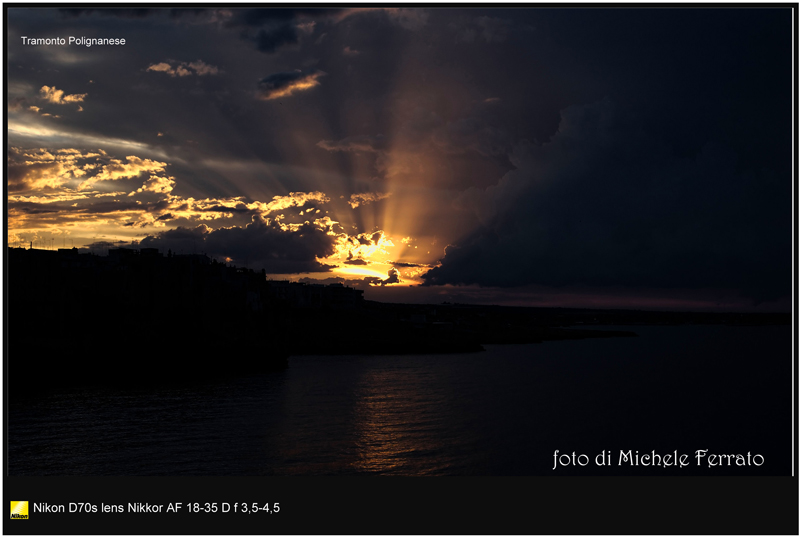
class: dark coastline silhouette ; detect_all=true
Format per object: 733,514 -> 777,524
7,246 -> 789,396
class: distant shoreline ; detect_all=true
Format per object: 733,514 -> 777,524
7,246 -> 789,396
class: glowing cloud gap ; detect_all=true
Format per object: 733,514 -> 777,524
80,156 -> 168,190
39,86 -> 87,104
256,69 -> 326,100
247,191 -> 330,214
146,60 -> 220,77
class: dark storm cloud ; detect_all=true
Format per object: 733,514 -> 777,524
431,117 -> 512,157
422,99 -> 790,303
225,8 -> 338,26
223,9 -> 340,54
364,267 -> 401,287
256,69 -> 326,100
200,204 -> 250,214
7,97 -> 27,111
136,216 -> 335,273
58,8 -> 156,19
251,24 -> 298,54
383,267 -> 401,285
56,7 -> 332,55
391,261 -> 429,268
452,15 -> 514,43
7,163 -> 36,193
58,8 -> 213,20
72,199 -> 145,214
10,198 -> 142,216
12,204 -> 59,215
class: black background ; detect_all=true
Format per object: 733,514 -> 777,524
3,476 -> 799,534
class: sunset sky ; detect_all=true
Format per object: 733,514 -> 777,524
6,7 -> 793,309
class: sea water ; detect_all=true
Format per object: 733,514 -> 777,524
8,325 -> 790,475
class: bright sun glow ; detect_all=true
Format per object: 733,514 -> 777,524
331,264 -> 390,279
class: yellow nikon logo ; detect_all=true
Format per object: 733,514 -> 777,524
10,501 -> 29,519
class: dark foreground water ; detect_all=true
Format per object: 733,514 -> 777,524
8,325 -> 792,475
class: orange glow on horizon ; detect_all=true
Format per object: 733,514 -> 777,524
331,264 -> 390,280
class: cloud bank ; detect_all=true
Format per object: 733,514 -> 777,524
422,99 -> 790,303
